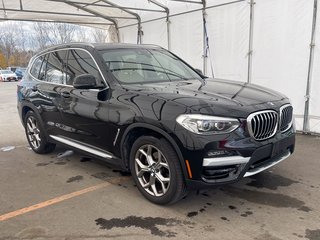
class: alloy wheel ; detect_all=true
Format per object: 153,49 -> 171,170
26,116 -> 41,149
134,144 -> 171,197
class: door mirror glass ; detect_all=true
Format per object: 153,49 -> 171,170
73,74 -> 98,89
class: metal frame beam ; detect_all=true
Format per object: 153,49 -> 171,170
247,0 -> 255,83
48,0 -> 166,13
148,0 -> 171,50
69,3 -> 119,42
0,8 -> 136,19
169,0 -> 202,4
303,0 -> 318,133
19,0 -> 23,10
202,0 -> 207,75
0,18 -> 112,26
119,1 -> 245,28
101,0 -> 142,44
62,1 -> 120,41
47,0 -> 117,26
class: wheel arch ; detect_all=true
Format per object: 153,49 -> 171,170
20,102 -> 49,138
20,102 -> 42,123
120,123 -> 188,179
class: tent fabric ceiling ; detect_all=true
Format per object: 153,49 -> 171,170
0,0 -> 182,29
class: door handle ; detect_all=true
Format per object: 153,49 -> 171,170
61,91 -> 70,98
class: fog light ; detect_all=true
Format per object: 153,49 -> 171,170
206,150 -> 234,158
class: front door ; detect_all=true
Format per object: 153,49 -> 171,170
57,49 -> 117,154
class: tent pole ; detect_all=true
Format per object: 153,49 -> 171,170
137,22 -> 142,44
148,0 -> 170,50
0,18 -> 113,26
119,0 -> 245,29
202,0 -> 207,75
247,0 -> 255,83
64,1 -> 119,39
166,11 -> 171,50
303,0 -> 318,133
100,0 -> 142,44
115,26 -> 120,43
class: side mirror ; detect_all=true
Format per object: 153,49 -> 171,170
195,68 -> 208,78
195,68 -> 204,76
73,74 -> 98,89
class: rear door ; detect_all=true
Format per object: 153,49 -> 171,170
27,52 -> 66,137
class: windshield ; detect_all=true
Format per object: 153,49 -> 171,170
99,48 -> 202,84
0,70 -> 13,74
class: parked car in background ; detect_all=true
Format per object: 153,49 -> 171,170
17,43 -> 295,205
15,68 -> 27,80
0,70 -> 18,82
7,67 -> 19,73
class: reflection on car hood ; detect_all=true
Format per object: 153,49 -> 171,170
125,78 -> 287,106
120,79 -> 289,118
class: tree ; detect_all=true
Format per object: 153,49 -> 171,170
47,23 -> 78,44
76,26 -> 92,42
32,22 -> 51,50
0,22 -> 17,66
0,21 -> 118,68
92,28 -> 107,43
32,22 -> 79,49
0,51 -> 6,68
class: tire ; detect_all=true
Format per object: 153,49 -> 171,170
130,136 -> 187,205
24,111 -> 56,154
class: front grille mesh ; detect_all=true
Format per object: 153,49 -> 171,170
280,105 -> 293,132
247,111 -> 278,141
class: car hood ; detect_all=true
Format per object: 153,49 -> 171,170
1,73 -> 16,77
122,78 -> 289,118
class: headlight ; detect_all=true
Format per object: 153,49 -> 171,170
176,114 -> 240,135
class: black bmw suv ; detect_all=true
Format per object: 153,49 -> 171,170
17,43 -> 295,204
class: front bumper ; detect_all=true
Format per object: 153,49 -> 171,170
244,149 -> 290,177
185,131 -> 295,189
2,77 -> 17,81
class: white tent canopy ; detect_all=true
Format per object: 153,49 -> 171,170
1,0 -> 319,134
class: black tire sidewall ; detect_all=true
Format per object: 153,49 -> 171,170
130,136 -> 185,205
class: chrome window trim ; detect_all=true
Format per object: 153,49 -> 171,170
247,110 -> 278,141
28,47 -> 109,88
279,104 -> 293,133
113,128 -> 120,146
50,135 -> 113,159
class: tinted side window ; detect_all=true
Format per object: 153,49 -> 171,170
30,55 -> 45,79
46,50 -> 68,84
66,49 -> 103,86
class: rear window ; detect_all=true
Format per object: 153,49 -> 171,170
30,56 -> 46,79
45,51 -> 68,84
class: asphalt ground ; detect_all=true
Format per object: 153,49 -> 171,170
0,82 -> 319,240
